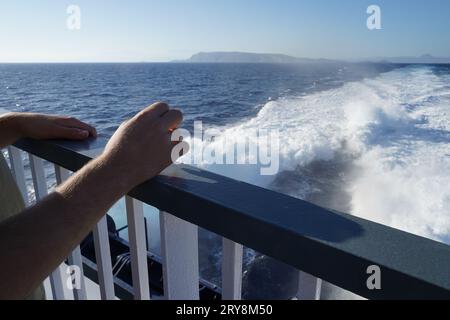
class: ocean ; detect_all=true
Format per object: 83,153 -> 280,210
1,62 -> 449,299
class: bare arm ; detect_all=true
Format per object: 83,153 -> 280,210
0,155 -> 127,299
0,103 -> 185,299
0,113 -> 21,148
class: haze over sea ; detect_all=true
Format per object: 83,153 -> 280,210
1,62 -> 449,298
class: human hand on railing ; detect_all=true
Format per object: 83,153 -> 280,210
0,112 -> 97,148
0,103 -> 187,299
101,102 -> 188,189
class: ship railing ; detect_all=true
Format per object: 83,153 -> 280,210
1,119 -> 450,300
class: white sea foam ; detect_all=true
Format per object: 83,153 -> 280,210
196,65 -> 450,242
347,67 -> 450,241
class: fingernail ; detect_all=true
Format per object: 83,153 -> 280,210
77,129 -> 89,137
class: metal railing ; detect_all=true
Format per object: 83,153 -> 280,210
3,133 -> 450,300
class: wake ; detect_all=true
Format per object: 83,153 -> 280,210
205,65 -> 450,243
183,64 -> 450,299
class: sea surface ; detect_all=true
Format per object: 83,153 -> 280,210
1,62 -> 449,299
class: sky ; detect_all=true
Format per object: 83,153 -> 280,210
0,0 -> 449,62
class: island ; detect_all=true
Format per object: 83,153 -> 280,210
173,52 -> 334,64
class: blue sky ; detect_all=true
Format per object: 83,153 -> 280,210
0,0 -> 449,62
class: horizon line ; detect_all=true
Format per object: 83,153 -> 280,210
1,52 -> 449,65
1,61 -> 449,65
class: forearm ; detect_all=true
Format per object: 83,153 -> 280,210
0,102 -> 182,299
0,113 -> 22,148
0,154 -> 131,299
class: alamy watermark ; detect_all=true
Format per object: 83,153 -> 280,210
67,5 -> 81,31
171,121 -> 280,176
366,265 -> 382,290
66,265 -> 82,290
64,5 -> 381,32
367,5 -> 382,30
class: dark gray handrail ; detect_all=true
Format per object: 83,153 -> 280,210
13,136 -> 450,300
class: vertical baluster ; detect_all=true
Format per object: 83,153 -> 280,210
92,216 -> 115,300
221,238 -> 243,300
66,247 -> 87,300
7,147 -> 28,205
43,278 -> 53,300
54,165 -> 87,300
29,154 -> 48,200
125,196 -> 150,300
28,154 -> 66,300
297,271 -> 322,300
160,211 -> 199,300
54,164 -> 70,185
8,148 -> 54,299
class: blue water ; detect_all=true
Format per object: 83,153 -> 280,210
0,62 -> 396,134
1,62 -> 449,299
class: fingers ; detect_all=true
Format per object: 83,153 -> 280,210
161,109 -> 183,131
52,125 -> 91,140
134,102 -> 183,132
137,102 -> 170,120
57,117 -> 97,137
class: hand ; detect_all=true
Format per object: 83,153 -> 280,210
0,103 -> 186,299
100,102 -> 188,189
8,112 -> 97,141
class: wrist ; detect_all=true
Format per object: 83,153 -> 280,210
57,154 -> 134,215
93,152 -> 138,195
0,112 -> 24,140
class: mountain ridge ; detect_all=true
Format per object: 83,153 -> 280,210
172,52 -> 335,64
172,51 -> 450,64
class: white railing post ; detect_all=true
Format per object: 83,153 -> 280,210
66,247 -> 87,300
29,154 -> 48,200
77,147 -> 116,299
28,154 -> 66,300
297,271 -> 322,300
221,238 -> 243,300
7,147 -> 28,205
54,165 -> 87,300
160,211 -> 199,300
54,165 -> 71,184
8,148 -> 54,299
92,216 -> 115,300
125,196 -> 150,300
